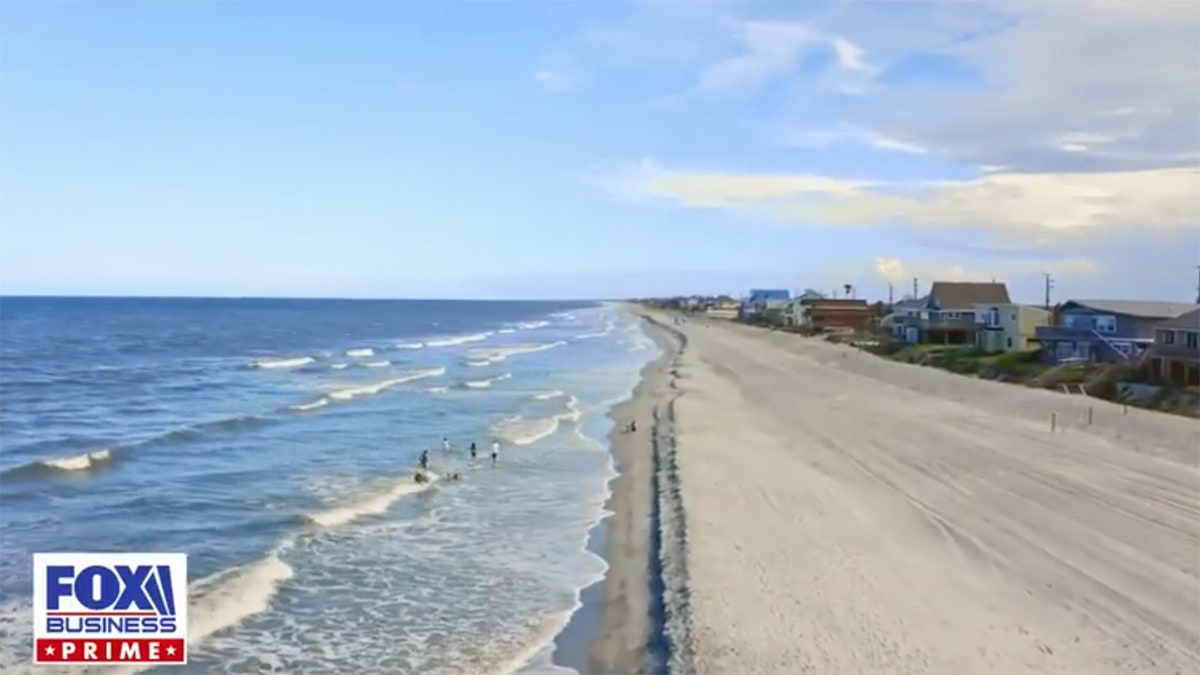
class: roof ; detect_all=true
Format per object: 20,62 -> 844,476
1062,300 -> 1199,319
803,298 -> 869,309
893,295 -> 929,309
748,289 -> 790,301
1155,307 -> 1200,330
928,282 -> 1010,309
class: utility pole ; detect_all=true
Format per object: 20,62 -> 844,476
1043,272 -> 1054,310
912,277 -> 919,299
1195,265 -> 1200,304
887,283 -> 894,306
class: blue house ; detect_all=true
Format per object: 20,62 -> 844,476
741,289 -> 790,320
1034,299 -> 1199,363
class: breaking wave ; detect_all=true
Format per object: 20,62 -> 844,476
533,390 -> 566,400
395,342 -> 425,350
302,474 -> 439,528
425,333 -> 490,348
490,396 -> 580,446
1,449 -> 116,479
326,367 -> 445,401
251,356 -> 315,369
466,341 -> 566,365
360,360 -> 391,368
345,348 -> 375,357
289,398 -> 329,411
461,373 -> 512,389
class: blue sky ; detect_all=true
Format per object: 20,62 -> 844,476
1,0 -> 1197,302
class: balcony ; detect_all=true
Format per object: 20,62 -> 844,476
894,314 -> 978,330
1035,325 -> 1108,342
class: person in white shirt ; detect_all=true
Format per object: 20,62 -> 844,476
491,440 -> 500,464
442,437 -> 451,452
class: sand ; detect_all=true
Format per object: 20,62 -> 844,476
587,315 -> 684,674
596,310 -> 1200,675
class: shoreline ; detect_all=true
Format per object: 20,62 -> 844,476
551,310 -> 684,674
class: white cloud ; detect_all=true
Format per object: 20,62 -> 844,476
532,68 -> 584,93
614,161 -> 1200,252
849,0 -> 1200,172
782,123 -> 926,154
870,255 -> 1097,286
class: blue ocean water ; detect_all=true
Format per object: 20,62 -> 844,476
0,297 -> 658,674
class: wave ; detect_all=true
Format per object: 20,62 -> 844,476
490,396 -> 580,446
289,398 -> 330,411
464,359 -> 491,367
517,320 -> 550,330
533,389 -> 566,400
395,341 -> 425,350
497,328 -> 516,334
425,332 -> 490,348
302,474 -> 439,528
466,341 -> 567,365
1,448 -> 116,479
574,330 -> 609,340
423,386 -> 449,394
162,414 -> 266,443
331,363 -> 349,370
251,356 -> 315,369
187,545 -> 295,653
345,348 -> 375,357
462,373 -> 512,389
327,367 -> 445,401
360,360 -> 391,368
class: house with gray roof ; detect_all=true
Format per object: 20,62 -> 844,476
890,282 -> 1011,345
1034,300 -> 1199,364
1145,308 -> 1200,385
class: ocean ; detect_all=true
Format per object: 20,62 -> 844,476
0,297 -> 659,674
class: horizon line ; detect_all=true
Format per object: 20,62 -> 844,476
0,293 -> 620,303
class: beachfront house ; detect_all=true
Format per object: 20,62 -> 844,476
891,282 -> 1011,345
797,298 -> 873,332
973,303 -> 1051,353
1033,300 -> 1199,364
781,290 -> 827,327
740,289 -> 790,323
1144,308 -> 1200,385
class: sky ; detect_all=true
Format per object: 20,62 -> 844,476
1,0 -> 1197,302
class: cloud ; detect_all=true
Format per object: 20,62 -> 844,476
781,123 -> 926,154
845,0 -> 1200,172
532,68 -> 585,93
686,20 -> 880,98
870,255 -> 1097,286
610,161 -> 1200,253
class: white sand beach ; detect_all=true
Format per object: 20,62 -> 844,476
627,312 -> 1200,674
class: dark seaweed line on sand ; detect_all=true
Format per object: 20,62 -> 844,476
647,318 -> 696,675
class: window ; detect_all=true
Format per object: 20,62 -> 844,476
1006,337 -> 1013,348
1093,315 -> 1117,333
1162,330 -> 1176,345
986,308 -> 1001,327
1188,332 -> 1198,350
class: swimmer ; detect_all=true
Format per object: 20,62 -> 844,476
414,471 -> 429,485
469,441 -> 477,459
419,449 -> 429,470
491,440 -> 500,464
442,437 -> 451,452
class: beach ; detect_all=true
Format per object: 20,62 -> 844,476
591,309 -> 1199,674
581,313 -> 683,675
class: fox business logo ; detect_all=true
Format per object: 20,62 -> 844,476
33,553 -> 188,665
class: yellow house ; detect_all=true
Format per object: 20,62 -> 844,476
973,302 -> 1050,352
